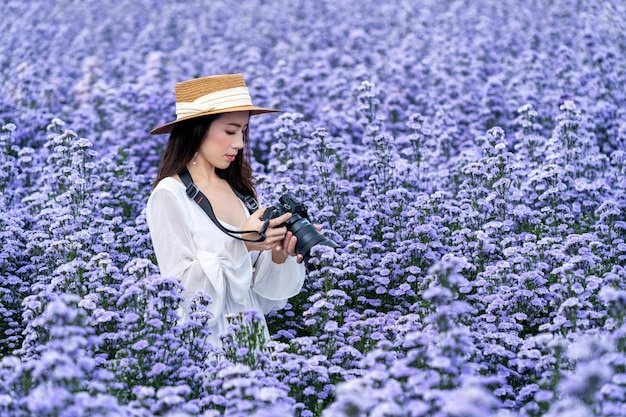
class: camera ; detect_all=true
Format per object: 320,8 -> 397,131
260,193 -> 338,260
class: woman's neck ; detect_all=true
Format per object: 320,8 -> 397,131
186,163 -> 221,186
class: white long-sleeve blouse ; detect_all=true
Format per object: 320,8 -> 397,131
146,177 -> 306,347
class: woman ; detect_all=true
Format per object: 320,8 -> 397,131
146,74 -> 306,347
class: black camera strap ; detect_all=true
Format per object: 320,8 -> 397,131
231,188 -> 259,214
178,167 -> 269,243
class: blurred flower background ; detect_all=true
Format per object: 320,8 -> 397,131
1,0 -> 625,416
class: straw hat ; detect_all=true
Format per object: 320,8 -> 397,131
150,73 -> 280,135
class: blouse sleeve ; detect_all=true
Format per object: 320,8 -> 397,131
145,187 -> 253,325
251,250 -> 306,314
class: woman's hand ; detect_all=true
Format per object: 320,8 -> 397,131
242,208 -> 292,253
243,208 -> 323,265
271,224 -> 323,265
272,230 -> 303,264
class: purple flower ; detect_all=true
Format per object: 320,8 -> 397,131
131,340 -> 149,351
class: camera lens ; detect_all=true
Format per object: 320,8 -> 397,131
287,215 -> 338,260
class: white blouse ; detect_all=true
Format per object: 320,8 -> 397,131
146,177 -> 305,347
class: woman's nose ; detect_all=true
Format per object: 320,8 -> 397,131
233,133 -> 244,149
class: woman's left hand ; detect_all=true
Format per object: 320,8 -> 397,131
272,231 -> 302,264
272,224 -> 322,264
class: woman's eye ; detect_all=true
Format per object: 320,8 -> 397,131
226,131 -> 236,135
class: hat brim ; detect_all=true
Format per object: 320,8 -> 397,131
149,106 -> 281,135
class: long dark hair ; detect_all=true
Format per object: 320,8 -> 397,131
152,114 -> 257,199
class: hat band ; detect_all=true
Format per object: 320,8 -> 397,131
175,87 -> 254,119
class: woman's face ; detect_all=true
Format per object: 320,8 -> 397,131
197,111 -> 250,170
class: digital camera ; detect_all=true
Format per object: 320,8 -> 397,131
260,193 -> 338,260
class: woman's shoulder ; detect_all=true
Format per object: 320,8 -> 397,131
150,176 -> 187,200
155,175 -> 186,190
145,176 -> 192,227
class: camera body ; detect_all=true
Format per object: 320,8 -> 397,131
261,193 -> 338,260
261,193 -> 309,224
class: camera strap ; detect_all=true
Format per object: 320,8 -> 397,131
178,167 -> 269,243
231,188 -> 259,214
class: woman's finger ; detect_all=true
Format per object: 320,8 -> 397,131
287,234 -> 298,255
269,212 -> 292,227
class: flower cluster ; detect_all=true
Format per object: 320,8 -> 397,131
1,0 -> 625,416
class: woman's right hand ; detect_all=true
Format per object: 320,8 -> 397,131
243,208 -> 293,252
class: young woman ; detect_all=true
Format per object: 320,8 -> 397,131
146,74 -> 306,347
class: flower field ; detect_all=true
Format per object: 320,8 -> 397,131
1,0 -> 626,415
